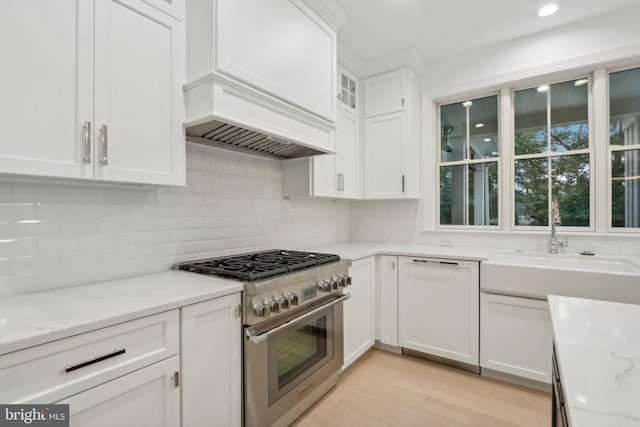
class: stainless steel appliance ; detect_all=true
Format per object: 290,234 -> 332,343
175,250 -> 351,427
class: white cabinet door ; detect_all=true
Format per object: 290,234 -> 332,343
364,69 -> 407,118
180,293 -> 242,427
343,257 -> 375,369
398,257 -> 479,366
364,112 -> 406,199
377,255 -> 398,347
334,109 -> 360,199
59,356 -> 180,427
94,0 -> 185,185
0,0 -> 93,180
312,152 -> 337,198
480,293 -> 553,384
215,0 -> 336,121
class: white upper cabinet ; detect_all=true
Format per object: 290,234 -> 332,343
282,64 -> 360,199
94,0 -> 185,185
363,68 -> 419,199
364,69 -> 408,118
0,0 -> 93,180
0,0 -> 185,186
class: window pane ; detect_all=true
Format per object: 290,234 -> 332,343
610,67 -> 640,147
550,80 -> 588,152
469,96 -> 499,160
552,154 -> 590,227
612,150 -> 640,228
515,88 -> 547,155
514,158 -> 548,226
468,162 -> 499,226
440,165 -> 466,225
441,103 -> 466,162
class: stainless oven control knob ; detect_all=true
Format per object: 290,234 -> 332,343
269,299 -> 282,313
346,275 -> 352,286
253,303 -> 269,318
284,292 -> 299,306
317,280 -> 331,292
280,295 -> 290,310
330,278 -> 339,290
273,295 -> 286,310
338,275 -> 347,287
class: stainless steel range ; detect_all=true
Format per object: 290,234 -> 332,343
175,250 -> 351,427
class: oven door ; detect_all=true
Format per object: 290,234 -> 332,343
244,294 -> 348,427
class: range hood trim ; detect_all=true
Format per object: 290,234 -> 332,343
184,74 -> 337,160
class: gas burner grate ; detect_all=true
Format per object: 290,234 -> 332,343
175,249 -> 340,281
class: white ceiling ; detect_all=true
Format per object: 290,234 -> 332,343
334,0 -> 640,63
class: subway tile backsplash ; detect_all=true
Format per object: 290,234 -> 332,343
0,143 -> 349,297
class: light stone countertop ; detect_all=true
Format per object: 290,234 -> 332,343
305,241 -> 493,262
548,295 -> 640,426
0,271 -> 242,356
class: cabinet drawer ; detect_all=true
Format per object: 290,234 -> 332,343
0,310 -> 179,404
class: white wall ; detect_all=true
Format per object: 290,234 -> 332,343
0,143 -> 349,297
350,4 -> 640,255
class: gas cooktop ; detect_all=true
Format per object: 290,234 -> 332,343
174,249 -> 341,281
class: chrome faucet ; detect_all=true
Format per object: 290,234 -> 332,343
548,200 -> 567,254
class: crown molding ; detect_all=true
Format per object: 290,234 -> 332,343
301,0 -> 347,30
362,47 -> 425,77
337,43 -> 365,77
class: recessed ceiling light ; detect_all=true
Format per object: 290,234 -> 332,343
537,85 -> 550,92
484,138 -> 492,142
462,101 -> 473,107
574,79 -> 588,87
537,3 -> 559,17
475,123 -> 485,128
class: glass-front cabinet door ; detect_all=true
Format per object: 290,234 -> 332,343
338,66 -> 358,113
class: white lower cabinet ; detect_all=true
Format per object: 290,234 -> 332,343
480,293 -> 553,384
376,255 -> 399,347
59,356 -> 180,427
343,256 -> 376,369
180,293 -> 242,427
398,257 -> 479,366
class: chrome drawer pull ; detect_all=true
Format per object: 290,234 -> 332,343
65,348 -> 125,373
82,121 -> 92,164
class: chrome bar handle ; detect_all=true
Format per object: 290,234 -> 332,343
245,293 -> 350,344
82,121 -> 92,163
402,174 -> 405,192
100,125 -> 108,166
337,173 -> 341,191
341,173 -> 345,191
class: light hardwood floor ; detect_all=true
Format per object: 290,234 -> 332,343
293,349 -> 550,427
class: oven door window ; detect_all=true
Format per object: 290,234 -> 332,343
268,307 -> 334,404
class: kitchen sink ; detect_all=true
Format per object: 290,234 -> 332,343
487,252 -> 640,274
481,251 -> 640,303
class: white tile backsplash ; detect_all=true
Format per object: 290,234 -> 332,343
0,143 -> 350,297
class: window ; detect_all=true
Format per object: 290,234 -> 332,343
439,95 -> 499,227
513,79 -> 591,228
609,67 -> 640,229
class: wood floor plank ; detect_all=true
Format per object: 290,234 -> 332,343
292,349 -> 550,427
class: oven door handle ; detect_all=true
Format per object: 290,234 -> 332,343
245,293 -> 351,344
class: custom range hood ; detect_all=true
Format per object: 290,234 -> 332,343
184,0 -> 344,161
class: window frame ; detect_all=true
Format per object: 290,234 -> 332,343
436,92 -> 502,230
510,75 -> 595,232
606,64 -> 640,233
